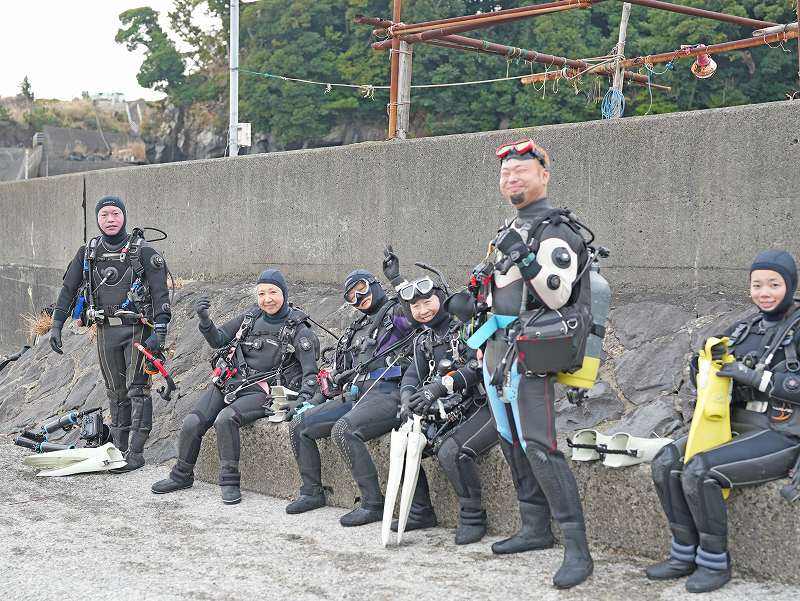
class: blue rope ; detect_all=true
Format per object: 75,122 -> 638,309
601,88 -> 625,119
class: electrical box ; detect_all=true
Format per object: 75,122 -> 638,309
237,123 -> 252,147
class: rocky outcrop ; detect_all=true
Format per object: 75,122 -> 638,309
0,278 -> 755,456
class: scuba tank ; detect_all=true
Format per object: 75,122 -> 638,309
557,259 -> 611,390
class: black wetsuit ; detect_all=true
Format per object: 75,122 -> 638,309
652,309 -> 800,563
289,296 -> 414,510
401,314 -> 497,531
169,306 -> 319,489
53,233 -> 171,456
479,198 -> 594,586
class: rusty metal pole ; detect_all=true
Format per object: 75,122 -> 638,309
387,0 -> 402,139
620,28 -> 800,68
398,4 -> 589,40
620,0 -> 776,29
389,0 -> 588,36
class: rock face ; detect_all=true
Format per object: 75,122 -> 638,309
0,278 -> 755,455
142,102 -> 386,163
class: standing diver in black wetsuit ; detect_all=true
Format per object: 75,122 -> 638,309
470,139 -> 594,589
151,269 -> 319,504
286,265 -> 416,526
647,250 -> 800,593
393,273 -> 498,545
50,196 -> 171,472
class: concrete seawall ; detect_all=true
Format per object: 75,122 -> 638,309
2,101 -> 798,352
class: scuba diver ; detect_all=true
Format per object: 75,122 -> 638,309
647,249 -> 800,593
151,269 -> 319,504
50,196 -> 172,472
453,139 -> 595,588
394,270 -> 498,545
286,258 -> 417,526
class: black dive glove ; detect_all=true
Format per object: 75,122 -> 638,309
494,229 -> 537,278
49,320 -> 65,355
144,323 -> 167,353
383,245 -> 405,288
717,362 -> 765,389
408,382 -> 448,415
195,297 -> 212,326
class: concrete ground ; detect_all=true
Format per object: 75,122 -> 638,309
1,443 -> 797,601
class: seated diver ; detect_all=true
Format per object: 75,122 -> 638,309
393,271 -> 498,544
151,269 -> 320,504
647,249 -> 800,593
286,259 -> 416,526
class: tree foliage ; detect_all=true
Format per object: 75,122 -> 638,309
116,6 -> 223,107
19,76 -> 34,102
122,0 -> 800,147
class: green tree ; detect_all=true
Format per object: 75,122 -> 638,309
120,0 -> 800,149
19,76 -> 34,102
116,8 -> 188,96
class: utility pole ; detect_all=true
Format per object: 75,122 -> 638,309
229,0 -> 240,157
610,3 -> 632,118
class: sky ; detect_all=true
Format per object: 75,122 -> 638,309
0,1 -> 220,102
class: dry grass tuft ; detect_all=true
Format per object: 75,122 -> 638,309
172,278 -> 193,289
21,311 -> 53,339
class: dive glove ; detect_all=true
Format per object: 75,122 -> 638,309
195,297 -> 212,325
383,245 -> 405,288
49,320 -> 65,355
717,361 -> 765,389
494,228 -> 530,262
408,382 -> 448,415
494,228 -> 537,277
144,323 -> 168,352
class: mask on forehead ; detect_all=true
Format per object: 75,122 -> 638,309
496,139 -> 550,170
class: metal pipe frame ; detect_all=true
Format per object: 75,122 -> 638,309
386,1 -> 590,37
620,0 -> 777,30
621,28 -> 800,68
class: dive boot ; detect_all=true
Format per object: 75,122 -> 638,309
552,524 -> 594,589
340,506 -> 383,527
152,476 -> 194,494
221,486 -> 242,504
220,463 -> 242,505
390,504 -> 437,532
286,494 -> 326,514
110,431 -> 146,473
685,549 -> 731,593
646,537 -> 697,580
454,500 -> 487,545
491,502 -> 555,554
647,558 -> 696,580
110,452 -> 145,473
